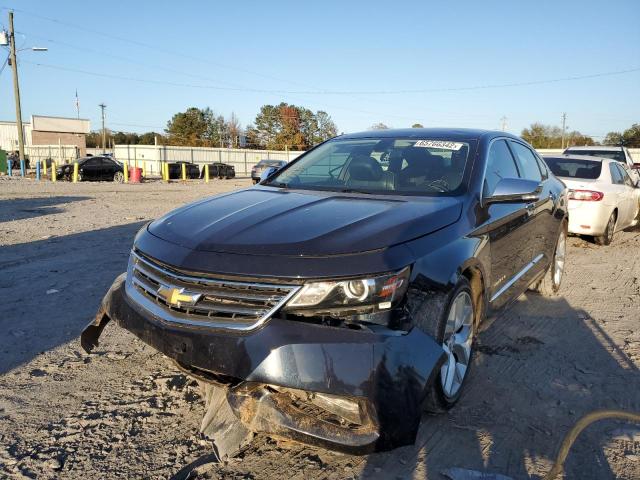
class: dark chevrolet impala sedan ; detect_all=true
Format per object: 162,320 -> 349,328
82,128 -> 568,454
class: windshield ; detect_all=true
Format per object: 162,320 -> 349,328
265,137 -> 473,195
545,157 -> 602,179
564,149 -> 625,163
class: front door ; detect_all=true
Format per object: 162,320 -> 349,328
477,139 -> 538,309
81,158 -> 101,180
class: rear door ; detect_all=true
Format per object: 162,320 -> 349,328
481,139 -> 536,308
614,163 -> 636,226
101,158 -> 117,180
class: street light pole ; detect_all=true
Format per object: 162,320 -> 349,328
8,11 -> 26,176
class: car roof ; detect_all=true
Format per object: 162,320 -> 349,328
340,127 -> 521,142
543,154 -> 617,164
564,145 -> 623,151
543,154 -> 610,161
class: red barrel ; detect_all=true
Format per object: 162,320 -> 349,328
129,167 -> 143,183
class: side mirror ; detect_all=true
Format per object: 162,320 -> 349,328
632,162 -> 640,170
259,166 -> 279,183
485,178 -> 541,204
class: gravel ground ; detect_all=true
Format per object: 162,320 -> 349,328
0,177 -> 639,479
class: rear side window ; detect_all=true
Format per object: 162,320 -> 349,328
615,163 -> 634,187
609,163 -> 624,185
509,142 -> 542,182
544,157 -> 602,179
484,140 -> 520,197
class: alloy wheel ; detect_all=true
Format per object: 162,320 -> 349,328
606,214 -> 615,243
440,291 -> 474,399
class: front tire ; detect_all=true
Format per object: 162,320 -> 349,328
113,171 -> 124,183
595,211 -> 616,246
422,278 -> 476,413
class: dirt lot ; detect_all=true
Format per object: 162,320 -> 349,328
0,176 -> 639,479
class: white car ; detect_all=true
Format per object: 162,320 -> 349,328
544,154 -> 640,245
563,145 -> 640,183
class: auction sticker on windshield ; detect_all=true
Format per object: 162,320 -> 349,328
414,140 -> 464,150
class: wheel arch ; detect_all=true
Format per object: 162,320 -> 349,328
459,261 -> 486,329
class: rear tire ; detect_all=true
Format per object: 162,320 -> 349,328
531,221 -> 567,296
421,278 -> 476,413
595,211 -> 616,246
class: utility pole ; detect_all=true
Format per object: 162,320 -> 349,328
500,116 -> 508,132
561,112 -> 567,149
8,11 -> 26,176
99,103 -> 107,152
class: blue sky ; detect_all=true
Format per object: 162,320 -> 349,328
0,0 -> 638,140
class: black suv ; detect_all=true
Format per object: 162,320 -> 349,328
167,161 -> 200,179
82,129 -> 567,454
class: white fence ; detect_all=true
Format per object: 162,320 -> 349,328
111,145 -> 638,177
113,145 -> 305,176
24,145 -> 79,164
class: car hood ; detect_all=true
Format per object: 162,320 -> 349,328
148,187 -> 462,256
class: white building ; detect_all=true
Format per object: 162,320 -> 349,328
0,115 -> 90,155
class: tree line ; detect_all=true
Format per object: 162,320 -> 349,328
602,124 -> 640,147
87,108 -> 638,150
87,104 -> 339,151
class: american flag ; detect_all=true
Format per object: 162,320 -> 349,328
75,89 -> 80,118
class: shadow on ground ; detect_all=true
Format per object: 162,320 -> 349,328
357,294 -> 639,480
0,196 -> 91,223
0,221 -> 145,374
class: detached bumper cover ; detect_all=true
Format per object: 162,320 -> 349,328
82,274 -> 446,452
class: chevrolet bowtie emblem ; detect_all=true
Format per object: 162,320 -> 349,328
157,286 -> 202,307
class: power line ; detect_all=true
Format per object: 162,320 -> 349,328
19,59 -> 640,96
1,6 -> 335,93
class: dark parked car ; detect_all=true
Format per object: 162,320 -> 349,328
167,161 -> 200,179
251,159 -> 287,183
56,156 -> 124,182
8,151 -> 30,170
201,162 -> 235,180
82,129 -> 567,455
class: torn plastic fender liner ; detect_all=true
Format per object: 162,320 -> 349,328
80,273 -> 447,451
80,273 -> 125,353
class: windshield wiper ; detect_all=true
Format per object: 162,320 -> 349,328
267,181 -> 289,189
339,188 -> 372,194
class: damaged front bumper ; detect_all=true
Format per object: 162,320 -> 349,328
82,273 -> 446,453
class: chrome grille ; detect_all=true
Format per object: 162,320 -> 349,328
126,251 -> 300,330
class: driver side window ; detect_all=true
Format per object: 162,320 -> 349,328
484,140 -> 520,198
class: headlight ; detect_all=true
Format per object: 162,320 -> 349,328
284,267 -> 410,314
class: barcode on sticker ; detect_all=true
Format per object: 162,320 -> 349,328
413,140 -> 464,150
